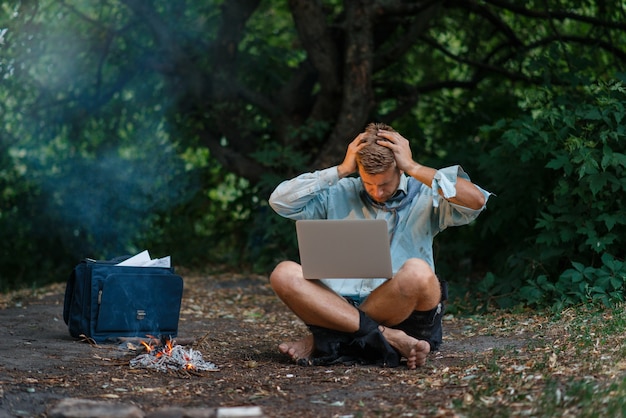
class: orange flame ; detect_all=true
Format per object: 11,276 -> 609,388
141,337 -> 175,358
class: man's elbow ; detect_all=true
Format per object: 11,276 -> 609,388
459,185 -> 487,210
474,195 -> 486,210
471,190 -> 487,210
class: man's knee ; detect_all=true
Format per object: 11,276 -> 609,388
269,260 -> 303,293
395,258 -> 440,306
397,258 -> 436,285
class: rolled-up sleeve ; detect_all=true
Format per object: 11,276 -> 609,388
430,165 -> 491,228
431,165 -> 465,207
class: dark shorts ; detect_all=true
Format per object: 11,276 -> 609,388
394,303 -> 444,352
344,280 -> 447,352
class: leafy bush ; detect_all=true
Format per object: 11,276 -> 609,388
479,79 -> 626,308
524,254 -> 626,310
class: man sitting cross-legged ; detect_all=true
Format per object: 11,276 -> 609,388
268,122 -> 491,368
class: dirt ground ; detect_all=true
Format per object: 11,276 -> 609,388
0,270 -> 526,418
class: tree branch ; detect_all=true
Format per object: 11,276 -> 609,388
372,0 -> 443,70
455,0 -> 523,47
196,125 -> 267,183
287,0 -> 343,125
210,0 -> 262,101
313,0 -> 377,168
374,0 -> 444,15
482,0 -> 626,31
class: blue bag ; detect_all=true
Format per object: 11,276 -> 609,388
63,257 -> 184,343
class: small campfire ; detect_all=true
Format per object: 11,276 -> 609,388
128,336 -> 218,373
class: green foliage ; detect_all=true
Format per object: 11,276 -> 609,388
0,0 -> 200,289
142,135 -> 314,274
521,254 -> 626,310
478,79 -> 626,308
247,123 -> 334,269
2,0 -> 626,300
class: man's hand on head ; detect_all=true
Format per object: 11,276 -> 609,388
337,133 -> 367,178
376,129 -> 419,174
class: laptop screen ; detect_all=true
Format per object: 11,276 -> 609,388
295,219 -> 393,279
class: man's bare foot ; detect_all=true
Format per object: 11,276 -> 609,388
380,326 -> 430,369
278,333 -> 315,362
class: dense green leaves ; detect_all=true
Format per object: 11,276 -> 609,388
1,1 -> 626,308
479,80 -> 626,309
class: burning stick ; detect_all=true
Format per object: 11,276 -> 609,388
116,336 -> 196,346
129,337 -> 218,373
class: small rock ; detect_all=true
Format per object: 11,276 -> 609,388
147,406 -> 264,418
147,407 -> 214,418
48,398 -> 144,418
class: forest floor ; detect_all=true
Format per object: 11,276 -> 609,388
1,269 -> 625,417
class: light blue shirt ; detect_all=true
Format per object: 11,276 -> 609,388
269,165 -> 491,301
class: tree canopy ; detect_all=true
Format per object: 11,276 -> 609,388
2,1 -> 626,308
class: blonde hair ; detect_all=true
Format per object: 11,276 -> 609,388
356,123 -> 397,174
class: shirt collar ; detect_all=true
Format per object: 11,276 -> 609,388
389,175 -> 409,201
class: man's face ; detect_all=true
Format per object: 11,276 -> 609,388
359,166 -> 402,204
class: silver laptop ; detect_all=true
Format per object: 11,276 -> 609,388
295,219 -> 393,279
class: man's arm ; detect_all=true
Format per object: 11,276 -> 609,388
268,167 -> 338,218
377,129 -> 486,210
404,164 -> 486,210
269,132 -> 372,218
